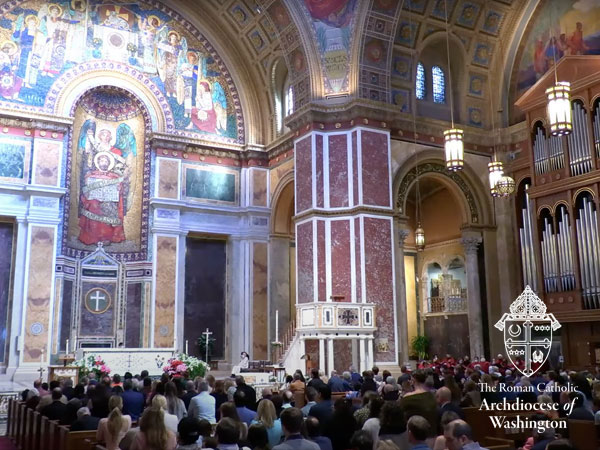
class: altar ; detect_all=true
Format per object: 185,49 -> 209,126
78,348 -> 176,376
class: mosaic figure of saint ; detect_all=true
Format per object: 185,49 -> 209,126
12,14 -> 45,88
156,28 -> 187,101
77,121 -> 137,245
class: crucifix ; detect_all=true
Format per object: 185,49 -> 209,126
202,328 -> 212,362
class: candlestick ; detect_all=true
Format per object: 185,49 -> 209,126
275,310 -> 279,342
40,348 -> 44,364
185,340 -> 188,355
66,339 -> 69,354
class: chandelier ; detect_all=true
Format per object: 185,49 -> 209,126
443,0 -> 463,171
495,175 -> 516,197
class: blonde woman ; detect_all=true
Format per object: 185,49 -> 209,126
251,399 -> 283,447
96,395 -> 131,450
131,407 -> 177,450
152,394 -> 179,433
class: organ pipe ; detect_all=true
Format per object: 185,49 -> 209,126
519,184 -> 538,291
567,101 -> 593,176
576,196 -> 600,309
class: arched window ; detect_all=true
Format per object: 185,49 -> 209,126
285,85 -> 294,117
432,65 -> 445,104
416,62 -> 425,100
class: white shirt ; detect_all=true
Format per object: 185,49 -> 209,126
188,391 -> 216,424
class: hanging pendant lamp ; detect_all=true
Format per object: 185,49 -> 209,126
488,160 -> 504,197
415,222 -> 425,251
546,81 -> 572,136
443,0 -> 463,171
495,175 -> 516,197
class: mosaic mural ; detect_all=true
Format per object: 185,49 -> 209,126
66,88 -> 148,260
0,136 -> 30,182
301,0 -> 358,95
515,0 -> 600,101
0,0 -> 242,141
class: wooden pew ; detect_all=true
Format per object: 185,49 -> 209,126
39,416 -> 53,450
15,402 -> 25,448
23,407 -> 33,450
7,398 -> 14,440
51,421 -> 67,450
64,430 -> 97,450
30,411 -> 42,450
480,436 -> 515,450
463,407 -> 493,442
567,419 -> 600,450
331,392 -> 347,403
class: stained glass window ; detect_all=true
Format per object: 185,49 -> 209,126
285,85 -> 294,116
432,65 -> 445,104
416,62 -> 425,100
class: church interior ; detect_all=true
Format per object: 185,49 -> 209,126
0,0 -> 600,387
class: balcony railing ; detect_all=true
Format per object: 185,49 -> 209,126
427,296 -> 467,314
296,302 -> 376,331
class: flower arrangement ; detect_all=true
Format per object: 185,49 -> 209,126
74,354 -> 111,379
163,353 -> 209,379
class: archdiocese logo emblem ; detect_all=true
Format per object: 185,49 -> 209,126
495,286 -> 560,377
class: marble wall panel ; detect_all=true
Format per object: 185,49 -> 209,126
363,217 -> 395,362
317,220 -> 326,302
33,139 -> 62,186
157,158 -> 180,199
331,220 -> 351,302
269,237 -> 291,344
80,282 -> 116,337
126,283 -> 143,348
361,131 -> 390,207
154,236 -> 177,348
316,135 -> 324,208
252,243 -> 268,359
424,315 -> 469,358
0,222 -> 13,363
305,339 -> 319,370
296,221 -> 314,304
23,226 -> 55,363
354,218 -> 362,302
270,159 -> 294,197
295,136 -> 312,213
252,169 -> 268,207
334,340 -> 352,373
328,134 -> 349,208
59,279 -> 73,353
184,238 -> 227,358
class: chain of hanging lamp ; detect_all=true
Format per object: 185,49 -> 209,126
443,0 -> 464,171
406,0 -> 425,251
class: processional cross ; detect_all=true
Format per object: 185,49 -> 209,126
90,290 -> 107,311
202,328 -> 212,363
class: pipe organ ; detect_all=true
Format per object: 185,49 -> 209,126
512,56 -> 600,337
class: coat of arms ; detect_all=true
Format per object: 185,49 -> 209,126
495,286 -> 560,377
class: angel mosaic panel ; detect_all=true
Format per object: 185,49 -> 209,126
0,0 -> 239,141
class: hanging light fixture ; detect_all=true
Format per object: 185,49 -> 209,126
488,160 -> 504,197
546,10 -> 572,136
546,81 -> 572,136
443,0 -> 463,171
495,175 -> 516,197
415,222 -> 425,251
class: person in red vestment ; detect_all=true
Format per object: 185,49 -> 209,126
568,22 -> 588,55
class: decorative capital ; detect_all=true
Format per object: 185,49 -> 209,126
461,236 -> 482,254
398,229 -> 410,246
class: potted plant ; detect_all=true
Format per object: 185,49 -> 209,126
411,335 -> 429,360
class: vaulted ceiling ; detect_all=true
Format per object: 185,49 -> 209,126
170,0 -> 543,145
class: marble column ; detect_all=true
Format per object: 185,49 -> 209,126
461,233 -> 485,359
228,237 -> 251,365
268,236 -> 290,351
327,338 -> 334,376
294,126 -> 398,365
6,218 -> 27,378
319,338 -> 325,373
394,224 -> 410,365
366,338 -> 374,369
359,338 -> 366,373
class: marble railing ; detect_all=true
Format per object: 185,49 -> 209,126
296,302 -> 376,331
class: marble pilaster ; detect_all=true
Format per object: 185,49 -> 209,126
394,224 -> 411,365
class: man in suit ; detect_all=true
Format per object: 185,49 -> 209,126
273,407 -> 320,450
41,388 -> 68,422
121,379 -> 144,421
444,420 -> 489,450
71,407 -> 100,431
235,375 -> 257,410
436,387 -> 465,420
308,386 -> 333,434
182,380 -> 198,410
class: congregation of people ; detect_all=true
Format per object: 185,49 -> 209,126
19,352 -> 599,450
